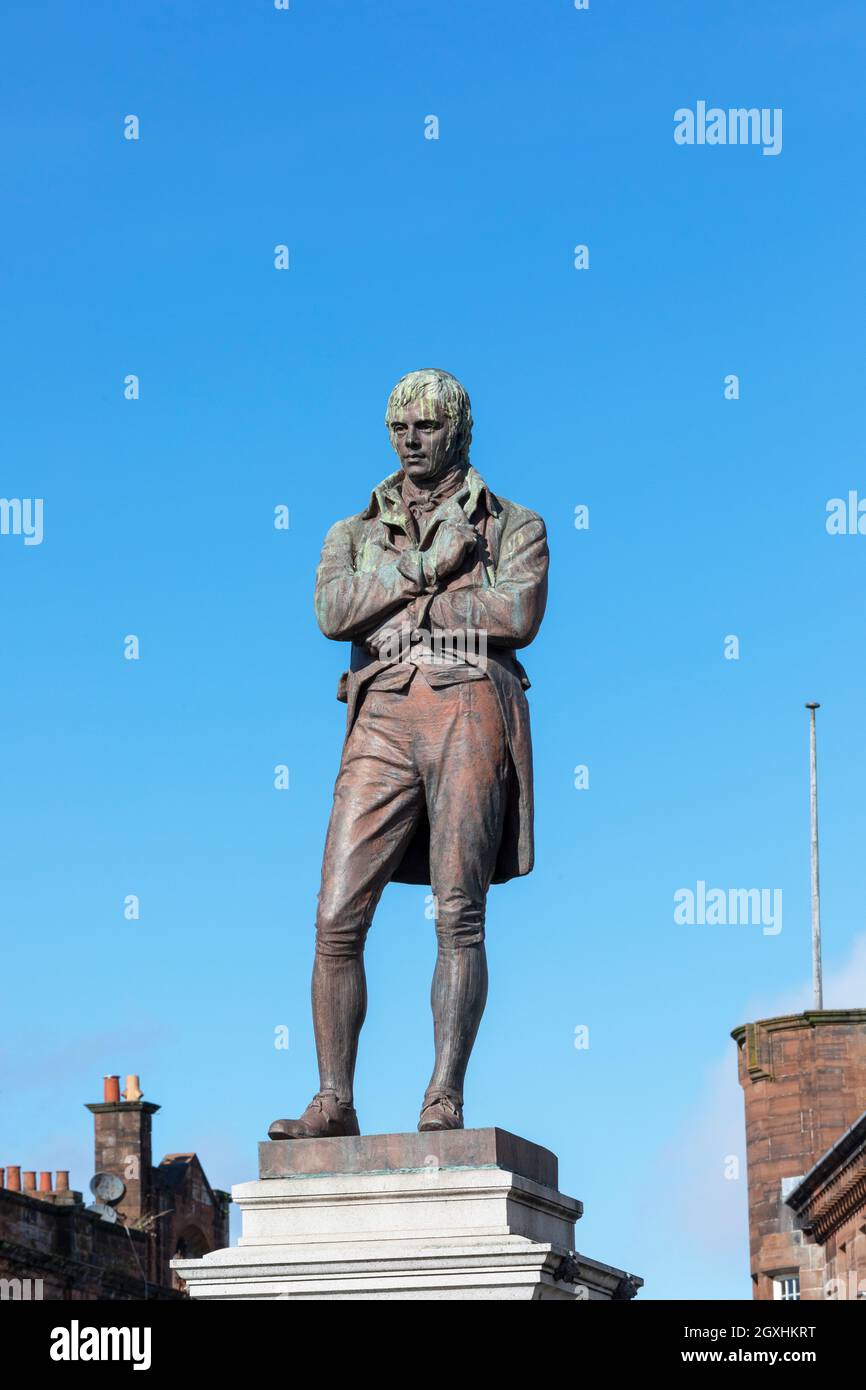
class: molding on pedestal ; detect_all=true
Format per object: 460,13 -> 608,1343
173,1129 -> 642,1302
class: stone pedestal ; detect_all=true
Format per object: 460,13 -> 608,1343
173,1129 -> 641,1301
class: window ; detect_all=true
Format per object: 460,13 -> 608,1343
773,1274 -> 800,1301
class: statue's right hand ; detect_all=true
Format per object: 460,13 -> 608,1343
424,520 -> 478,583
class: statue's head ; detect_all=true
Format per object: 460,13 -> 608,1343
385,368 -> 473,483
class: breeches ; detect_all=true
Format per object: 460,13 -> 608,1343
315,675 -> 509,958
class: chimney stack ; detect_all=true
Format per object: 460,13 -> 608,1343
86,1072 -> 159,1225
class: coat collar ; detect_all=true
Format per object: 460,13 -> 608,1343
361,465 -> 496,528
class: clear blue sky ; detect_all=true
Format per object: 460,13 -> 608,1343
2,0 -> 865,1300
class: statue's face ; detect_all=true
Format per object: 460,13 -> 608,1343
388,394 -> 457,482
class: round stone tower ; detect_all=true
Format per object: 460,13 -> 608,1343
732,1009 -> 866,1299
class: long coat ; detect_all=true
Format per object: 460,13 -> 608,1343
313,466 -> 549,885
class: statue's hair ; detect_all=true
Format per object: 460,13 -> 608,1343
385,368 -> 473,465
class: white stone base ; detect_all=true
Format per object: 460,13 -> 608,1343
174,1159 -> 637,1301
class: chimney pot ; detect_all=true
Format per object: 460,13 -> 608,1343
123,1074 -> 143,1102
23,1171 -> 36,1192
7,1166 -> 21,1192
39,1171 -> 52,1193
56,1170 -> 70,1192
104,1075 -> 121,1103
0,1168 -> 4,1188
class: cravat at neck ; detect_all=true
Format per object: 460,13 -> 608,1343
401,462 -> 468,517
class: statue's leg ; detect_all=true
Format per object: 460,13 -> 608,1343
269,689 -> 424,1139
416,678 -> 508,1127
312,691 -> 423,1105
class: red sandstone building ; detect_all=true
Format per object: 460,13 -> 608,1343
0,1074 -> 229,1300
733,1008 -> 866,1300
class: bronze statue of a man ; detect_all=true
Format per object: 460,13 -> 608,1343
269,369 -> 548,1138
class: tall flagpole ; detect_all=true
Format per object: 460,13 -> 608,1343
806,702 -> 823,1010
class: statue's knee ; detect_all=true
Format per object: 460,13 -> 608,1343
434,892 -> 486,948
315,903 -> 367,959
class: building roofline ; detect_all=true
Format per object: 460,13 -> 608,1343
156,1151 -> 229,1208
731,1008 -> 866,1043
785,1108 -> 866,1212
